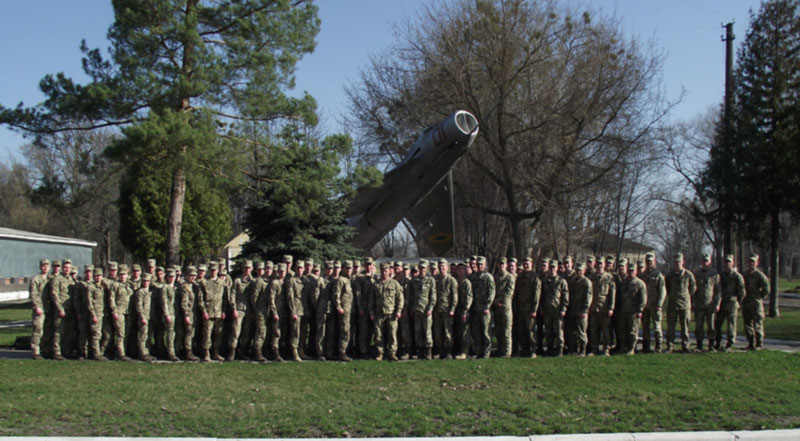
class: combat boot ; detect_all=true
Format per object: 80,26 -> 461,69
291,348 -> 302,362
212,351 -> 224,361
254,351 -> 267,362
185,348 -> 200,361
270,347 -> 283,362
424,348 -> 433,360
167,352 -> 180,362
388,353 -> 398,361
117,354 -> 131,362
375,352 -> 383,361
202,350 -> 211,362
339,351 -> 352,362
455,353 -> 467,360
225,353 -> 235,361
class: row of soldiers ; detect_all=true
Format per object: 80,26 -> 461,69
28,250 -> 770,362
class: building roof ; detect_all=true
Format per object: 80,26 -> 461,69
0,227 -> 97,248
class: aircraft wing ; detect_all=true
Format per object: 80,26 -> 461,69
346,162 -> 411,219
405,171 -> 455,255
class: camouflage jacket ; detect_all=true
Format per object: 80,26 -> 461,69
589,271 -> 616,313
369,278 -> 404,316
540,275 -> 569,314
719,269 -> 745,312
435,274 -> 458,314
639,269 -> 666,310
513,271 -> 541,314
693,268 -> 720,310
665,268 -> 697,311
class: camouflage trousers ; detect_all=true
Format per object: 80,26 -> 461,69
694,307 -> 715,348
31,311 -> 44,356
89,317 -> 103,358
177,319 -> 195,358
666,308 -> 691,351
715,308 -> 738,349
299,313 -> 315,356
512,309 -> 536,356
335,311 -> 351,354
543,310 -> 564,354
588,310 -> 612,355
113,314 -> 129,358
227,310 -> 246,354
413,311 -> 433,350
492,305 -> 513,357
433,311 -> 454,356
356,312 -> 373,355
136,319 -> 150,359
287,315 -> 301,350
470,311 -> 491,358
743,304 -> 765,347
454,315 -> 471,356
616,313 -> 640,354
398,312 -> 413,355
374,314 -> 398,355
202,317 -> 224,354
315,311 -> 330,358
566,315 -> 588,354
641,307 -> 663,351
253,312 -> 279,356
77,317 -> 90,357
155,315 -> 177,358
100,314 -> 115,355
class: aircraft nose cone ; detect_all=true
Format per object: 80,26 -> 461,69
454,110 -> 478,135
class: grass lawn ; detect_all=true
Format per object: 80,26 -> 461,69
0,304 -> 31,323
778,278 -> 800,293
0,352 -> 798,437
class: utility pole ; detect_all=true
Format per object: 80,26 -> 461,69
721,22 -> 735,268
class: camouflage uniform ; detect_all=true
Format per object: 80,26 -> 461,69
411,262 -> 437,359
665,262 -> 697,352
331,269 -> 354,360
202,273 -> 227,361
29,264 -> 51,359
227,268 -> 253,360
252,272 -> 277,361
153,272 -> 178,360
540,271 -> 569,356
434,266 -> 458,359
86,271 -> 106,360
315,269 -> 334,360
44,269 -> 73,359
616,269 -> 646,355
692,264 -> 720,350
588,271 -> 616,356
369,274 -> 404,359
566,271 -> 592,356
470,265 -> 495,358
284,270 -> 305,361
715,263 -> 745,350
639,264 -> 666,352
492,265 -> 515,357
455,270 -> 473,358
300,271 -> 320,358
264,274 -> 284,360
112,276 -> 135,360
743,261 -> 769,349
353,267 -> 377,357
513,269 -> 541,357
133,278 -> 153,361
396,269 -> 414,358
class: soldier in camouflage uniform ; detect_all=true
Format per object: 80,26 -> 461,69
86,268 -> 107,360
41,258 -> 61,358
29,259 -> 51,359
265,262 -> 284,361
534,258 -> 549,356
540,260 -> 569,356
176,268 -> 200,361
692,253 -> 720,351
665,253 -> 697,352
470,257 -> 495,359
227,260 -> 254,360
45,259 -> 74,360
434,258 -> 458,359
616,259 -> 646,355
109,266 -> 134,361
513,258 -> 540,357
369,262 -> 404,360
154,269 -> 179,361
639,253 -> 666,353
410,260 -> 437,360
743,254 -> 770,350
331,261 -> 354,361
394,262 -> 412,359
250,262 -> 276,362
133,274 -> 154,361
73,265 -> 93,360
354,258 -> 377,358
492,257 -> 515,358
588,257 -> 616,356
715,255 -> 745,351
567,263 -> 592,356
314,261 -> 335,360
201,262 -> 227,361
300,261 -> 321,359
454,261 -> 473,359
284,261 -> 306,361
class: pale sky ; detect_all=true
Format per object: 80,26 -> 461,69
0,0 -> 762,162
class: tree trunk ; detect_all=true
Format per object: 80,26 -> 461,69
769,209 -> 780,318
166,165 -> 187,267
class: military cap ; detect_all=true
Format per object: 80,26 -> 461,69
403,263 -> 410,270
364,257 -> 374,265
586,255 -> 596,263
457,261 -> 467,267
118,265 -> 129,275
325,260 -> 334,268
674,253 -> 684,261
93,268 -> 103,276
52,260 -> 61,267
749,254 -> 759,262
617,258 -> 628,266
476,256 -> 487,264
702,253 -> 712,261
255,261 -> 265,270
156,266 -> 165,273
344,260 -> 353,268
498,257 -> 508,264
305,258 -> 314,265
39,259 -> 50,266
333,260 -> 341,268
265,260 -> 274,269
562,256 -> 572,264
313,263 -> 321,271
470,255 -> 478,261
244,260 -> 253,268
540,258 -> 550,264
84,264 -> 94,272
380,262 -> 391,270
187,265 -> 197,273
410,264 -> 419,272
393,261 -> 403,267
637,260 -> 644,268
132,263 -> 142,271
198,264 -> 207,272
63,258 -> 73,265
277,263 -> 287,272
523,257 -> 533,263
283,255 -> 293,263
645,253 -> 655,262
70,268 -> 77,275
353,260 -> 361,267
147,258 -> 157,268
142,273 -> 152,281
509,257 -> 518,263
295,260 -> 305,268
217,257 -> 226,265
439,258 -> 448,265
550,259 -> 559,267
189,268 -> 198,276
576,262 -> 586,271
108,261 -> 118,270
606,255 -> 616,263
419,259 -> 429,268
207,262 -> 218,270
166,268 -> 176,277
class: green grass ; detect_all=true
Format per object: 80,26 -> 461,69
0,352 -> 798,437
779,278 -> 800,293
0,327 -> 30,347
734,307 -> 800,341
0,304 -> 30,323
